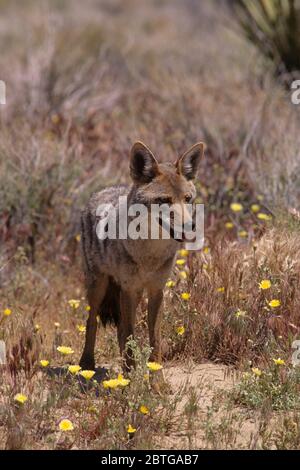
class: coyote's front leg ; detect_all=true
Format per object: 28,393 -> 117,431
147,288 -> 164,363
80,275 -> 108,370
147,288 -> 170,393
117,289 -> 141,372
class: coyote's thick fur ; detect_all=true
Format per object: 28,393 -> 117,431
79,141 -> 204,374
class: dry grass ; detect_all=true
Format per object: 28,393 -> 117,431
1,0 -> 300,450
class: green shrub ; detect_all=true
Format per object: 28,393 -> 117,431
233,0 -> 300,76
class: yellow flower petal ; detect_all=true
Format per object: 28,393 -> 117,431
80,370 -> 96,380
259,279 -> 271,290
252,367 -> 262,377
14,393 -> 28,404
230,203 -> 243,212
273,358 -> 285,366
59,419 -> 74,431
57,346 -> 74,355
257,213 -> 272,221
3,308 -> 12,316
40,360 -> 49,367
178,249 -> 189,257
116,374 -> 130,387
176,325 -> 185,336
268,299 -> 281,308
251,204 -> 260,213
103,374 -> 130,388
68,299 -> 80,309
176,259 -> 186,266
147,362 -> 163,371
76,324 -> 86,333
181,292 -> 191,300
139,405 -> 149,415
238,230 -> 248,238
127,424 -> 136,434
166,280 -> 175,288
179,271 -> 187,280
68,365 -> 81,375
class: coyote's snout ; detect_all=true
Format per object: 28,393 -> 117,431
79,141 -> 205,376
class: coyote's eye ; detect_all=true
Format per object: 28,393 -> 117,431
184,194 -> 193,203
155,197 -> 172,205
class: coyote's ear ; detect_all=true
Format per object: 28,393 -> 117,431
176,142 -> 205,180
130,141 -> 159,184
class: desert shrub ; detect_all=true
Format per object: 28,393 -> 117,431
233,0 -> 300,77
232,361 -> 300,410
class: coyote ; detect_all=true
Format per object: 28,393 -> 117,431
79,141 -> 204,375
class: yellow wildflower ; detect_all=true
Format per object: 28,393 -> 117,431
176,259 -> 186,266
257,213 -> 272,221
40,360 -> 49,367
178,249 -> 189,257
80,370 -> 96,380
139,405 -> 149,415
225,222 -> 234,229
181,292 -> 191,300
259,279 -> 271,290
166,280 -> 175,288
103,374 -> 130,389
127,424 -> 136,434
252,368 -> 262,377
3,308 -> 12,317
75,234 -> 81,242
203,247 -> 210,254
14,393 -> 28,404
268,299 -> 281,308
68,299 -> 80,309
273,358 -> 285,366
85,305 -> 91,311
34,324 -> 41,332
217,287 -> 225,293
179,271 -> 187,280
176,325 -> 185,336
238,230 -> 248,238
76,324 -> 86,333
230,202 -> 243,212
59,419 -> 74,431
57,346 -> 74,355
147,362 -> 163,371
116,374 -> 130,387
68,365 -> 81,375
251,204 -> 260,213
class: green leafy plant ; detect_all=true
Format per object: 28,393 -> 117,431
233,0 -> 300,76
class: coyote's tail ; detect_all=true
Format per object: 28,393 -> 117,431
99,277 -> 120,327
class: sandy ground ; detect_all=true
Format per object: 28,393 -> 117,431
159,362 -> 259,450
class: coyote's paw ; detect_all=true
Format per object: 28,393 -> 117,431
79,355 -> 95,371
